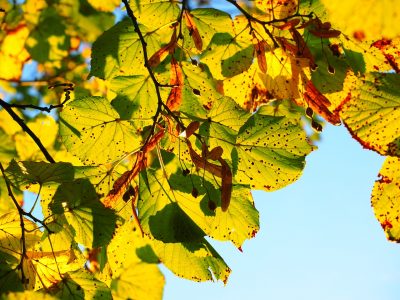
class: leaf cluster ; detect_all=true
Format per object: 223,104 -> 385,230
0,0 -> 400,299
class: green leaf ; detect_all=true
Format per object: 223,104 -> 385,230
52,270 -> 112,300
0,128 -> 17,163
201,15 -> 254,80
0,255 -> 22,294
0,212 -> 40,260
170,175 -> 259,247
25,7 -> 70,63
59,96 -> 141,165
5,160 -> 74,189
180,62 -> 221,118
51,179 -> 116,248
152,239 -> 230,283
138,166 -> 206,243
54,0 -> 115,43
0,291 -> 58,300
340,73 -> 400,156
235,114 -> 315,190
110,75 -> 158,121
182,8 -> 233,54
107,221 -> 159,278
90,19 -> 161,79
111,261 -> 164,300
129,0 -> 180,32
371,156 -> 400,242
202,96 -> 250,161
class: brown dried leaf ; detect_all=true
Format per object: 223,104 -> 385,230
185,121 -> 200,138
148,30 -> 177,68
218,158 -> 232,212
166,58 -> 183,111
208,146 -> 223,161
184,10 -> 203,51
303,80 -> 341,125
254,39 -> 268,73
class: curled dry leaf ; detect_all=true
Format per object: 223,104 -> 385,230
303,79 -> 341,125
218,157 -> 232,212
275,18 -> 300,30
148,30 -> 177,68
184,10 -> 202,51
166,58 -> 183,111
185,121 -> 200,138
253,36 -> 268,73
309,28 -> 341,38
186,141 -> 232,211
104,128 -> 165,208
208,146 -> 223,161
289,28 -> 317,69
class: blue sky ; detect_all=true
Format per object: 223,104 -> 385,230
162,124 -> 400,300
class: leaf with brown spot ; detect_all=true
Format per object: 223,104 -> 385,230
289,28 -> 317,69
104,152 -> 146,208
371,156 -> 400,242
303,79 -> 341,125
253,38 -> 268,73
148,30 -> 177,68
166,58 -> 183,111
184,10 -> 203,51
340,73 -> 400,156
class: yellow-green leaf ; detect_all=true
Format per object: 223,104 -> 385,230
340,73 -> 400,156
59,96 -> 141,165
111,261 -> 164,300
371,156 -> 400,242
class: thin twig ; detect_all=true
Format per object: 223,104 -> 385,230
0,98 -> 55,163
0,162 -> 27,284
225,0 -> 314,48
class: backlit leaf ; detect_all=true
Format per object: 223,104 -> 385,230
111,261 -> 164,300
90,19 -> 161,79
59,96 -> 141,165
321,0 -> 400,40
182,8 -> 232,54
5,160 -> 74,189
14,115 -> 58,161
51,179 -> 116,248
129,0 -> 180,32
52,270 -> 111,300
110,75 -> 158,121
371,157 -> 400,242
235,114 -> 315,190
0,291 -> 57,300
340,73 -> 400,156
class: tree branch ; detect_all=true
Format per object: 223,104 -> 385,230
0,98 -> 55,163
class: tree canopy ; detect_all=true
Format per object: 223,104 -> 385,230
0,0 -> 399,299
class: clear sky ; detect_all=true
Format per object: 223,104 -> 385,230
162,124 -> 400,300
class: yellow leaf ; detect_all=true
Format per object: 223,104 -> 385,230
254,0 -> 298,20
322,0 -> 400,40
0,108 -> 23,135
0,25 -> 30,80
87,0 -> 120,12
15,115 -> 58,160
22,0 -> 48,24
111,262 -> 165,300
371,157 -> 400,242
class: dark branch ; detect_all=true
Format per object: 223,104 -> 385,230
0,98 -> 55,163
121,0 -> 188,149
